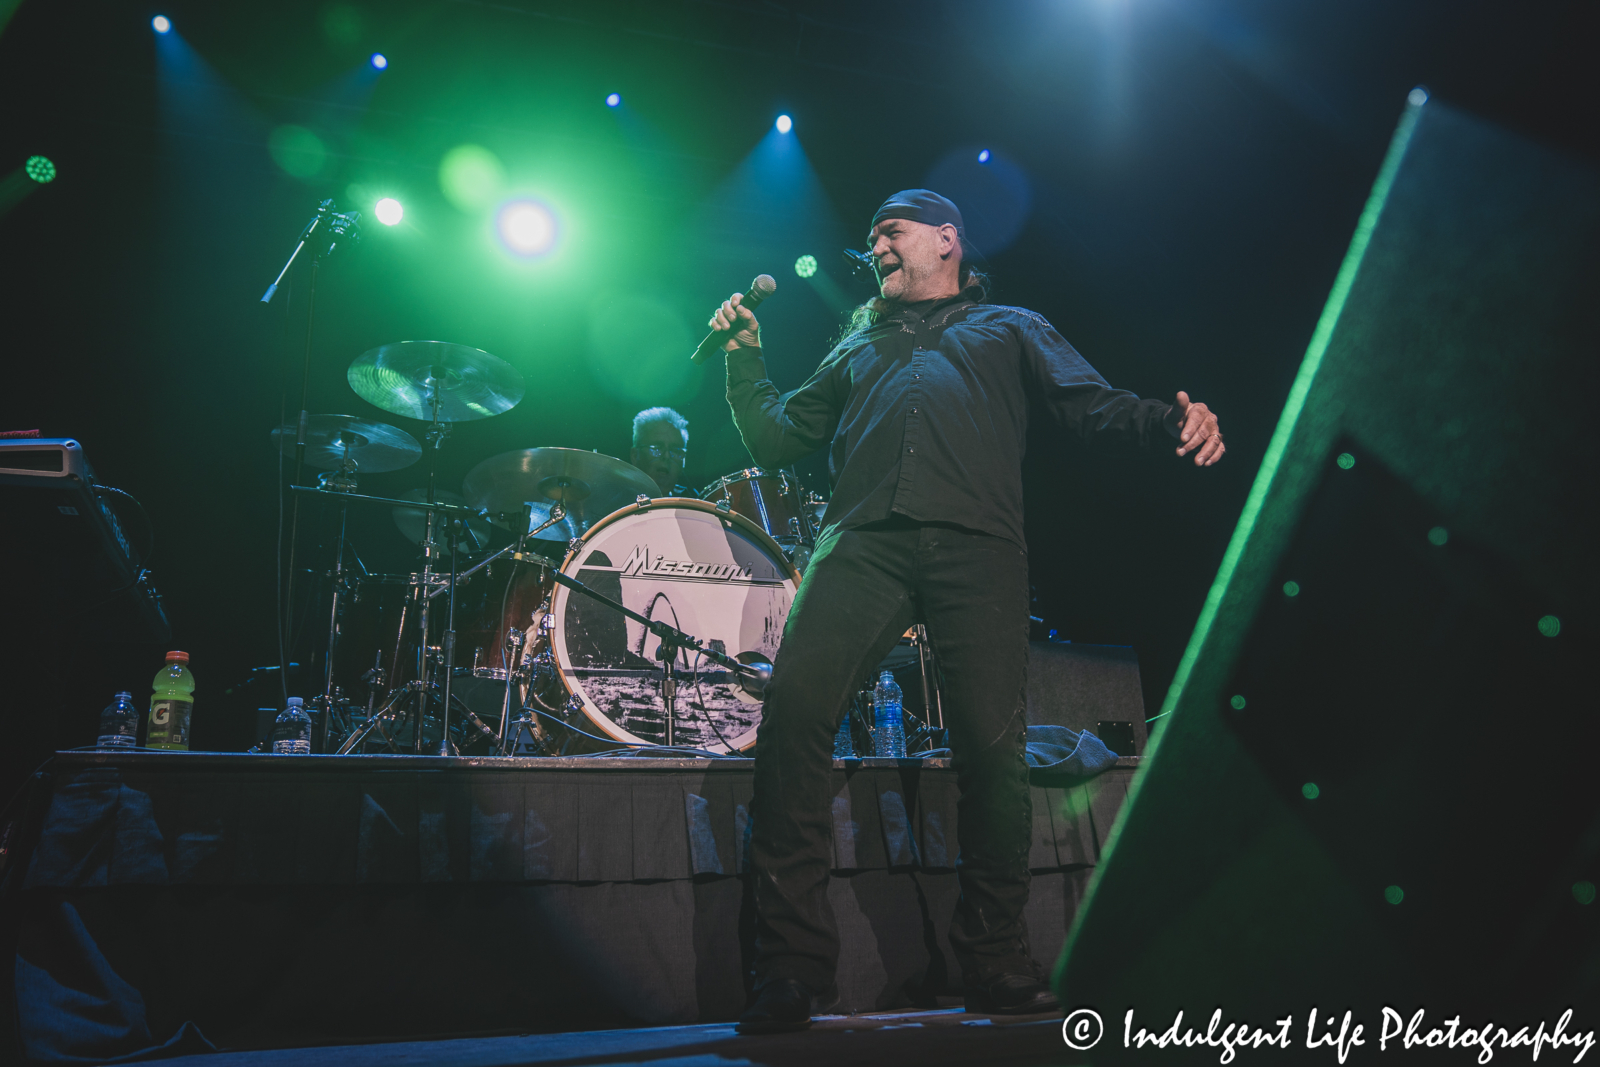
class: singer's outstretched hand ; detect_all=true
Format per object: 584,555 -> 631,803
710,293 -> 762,352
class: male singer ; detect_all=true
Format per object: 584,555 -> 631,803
709,189 -> 1225,1032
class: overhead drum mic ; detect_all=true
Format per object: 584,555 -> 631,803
690,274 -> 777,364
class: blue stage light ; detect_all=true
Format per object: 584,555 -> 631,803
606,92 -> 621,107
775,114 -> 792,134
151,15 -> 171,33
978,149 -> 991,163
370,53 -> 388,70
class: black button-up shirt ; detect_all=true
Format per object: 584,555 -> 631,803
726,290 -> 1180,548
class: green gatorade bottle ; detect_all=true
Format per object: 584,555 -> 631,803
147,651 -> 195,750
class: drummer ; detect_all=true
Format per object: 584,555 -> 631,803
629,406 -> 700,498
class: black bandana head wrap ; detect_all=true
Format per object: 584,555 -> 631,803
868,189 -> 984,262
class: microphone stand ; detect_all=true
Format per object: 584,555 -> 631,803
262,200 -> 362,691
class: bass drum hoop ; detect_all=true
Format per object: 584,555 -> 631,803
549,497 -> 800,752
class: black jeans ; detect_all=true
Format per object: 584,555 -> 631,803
749,515 -> 1038,990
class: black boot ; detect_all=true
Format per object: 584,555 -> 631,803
737,978 -> 817,1034
963,972 -> 1062,1015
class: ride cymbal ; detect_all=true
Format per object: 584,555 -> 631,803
462,447 -> 659,543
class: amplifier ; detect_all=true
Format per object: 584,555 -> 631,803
0,437 -> 170,641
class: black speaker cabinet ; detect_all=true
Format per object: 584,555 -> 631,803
1054,92 -> 1598,1028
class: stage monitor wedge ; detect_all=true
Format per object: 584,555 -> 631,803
1054,93 -> 1599,1024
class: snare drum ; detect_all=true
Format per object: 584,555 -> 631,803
700,468 -> 806,548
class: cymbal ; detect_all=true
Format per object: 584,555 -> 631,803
462,447 -> 659,543
391,488 -> 493,554
269,415 -> 422,473
347,341 -> 525,423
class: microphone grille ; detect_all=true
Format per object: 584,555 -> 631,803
750,273 -> 778,298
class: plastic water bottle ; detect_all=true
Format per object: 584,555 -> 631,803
832,708 -> 856,759
97,692 -> 139,748
273,697 -> 312,754
146,651 -> 195,750
872,670 -> 905,758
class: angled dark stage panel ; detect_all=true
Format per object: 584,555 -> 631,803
1055,92 -> 1598,1022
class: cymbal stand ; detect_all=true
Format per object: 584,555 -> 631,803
910,623 -> 944,729
316,436 -> 362,750
412,382 -> 450,754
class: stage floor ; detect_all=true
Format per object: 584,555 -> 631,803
8,750 -> 1132,1060
158,1008 -> 1075,1067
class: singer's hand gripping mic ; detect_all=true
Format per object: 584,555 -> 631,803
690,274 -> 777,364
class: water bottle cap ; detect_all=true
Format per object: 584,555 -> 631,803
879,670 -> 895,682
286,696 -> 304,706
164,651 -> 190,664
114,691 -> 132,700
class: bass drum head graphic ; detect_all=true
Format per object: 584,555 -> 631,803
551,500 -> 798,752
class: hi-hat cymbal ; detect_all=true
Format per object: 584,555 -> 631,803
462,447 -> 659,543
347,341 -> 525,423
391,489 -> 493,554
269,415 -> 422,473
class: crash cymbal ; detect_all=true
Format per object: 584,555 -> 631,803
347,341 -> 525,423
391,488 -> 493,554
269,415 -> 422,473
462,447 -> 659,543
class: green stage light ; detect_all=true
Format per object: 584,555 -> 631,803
1301,782 -> 1320,800
1282,580 -> 1300,597
1575,882 -> 1597,905
794,254 -> 817,278
1336,452 -> 1355,470
374,198 -> 404,226
268,126 -> 327,179
1384,885 -> 1404,905
1537,615 -> 1561,638
1427,526 -> 1449,546
25,156 -> 55,183
1229,694 -> 1247,710
440,144 -> 505,213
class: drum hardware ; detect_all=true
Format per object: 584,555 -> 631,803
715,498 -> 732,513
908,623 -> 945,730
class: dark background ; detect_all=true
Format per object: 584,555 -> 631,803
1,0 -> 1595,777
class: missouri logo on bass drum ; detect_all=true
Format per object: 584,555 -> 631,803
617,544 -> 783,584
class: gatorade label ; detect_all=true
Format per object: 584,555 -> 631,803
147,699 -> 193,750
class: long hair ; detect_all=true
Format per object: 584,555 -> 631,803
837,262 -> 991,346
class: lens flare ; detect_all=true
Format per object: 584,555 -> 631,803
374,198 -> 404,226
495,199 -> 559,258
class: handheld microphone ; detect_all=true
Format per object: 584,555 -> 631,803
690,274 -> 777,364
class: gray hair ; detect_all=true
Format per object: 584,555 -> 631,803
632,406 -> 689,448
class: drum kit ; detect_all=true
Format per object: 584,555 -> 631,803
267,339 -> 891,758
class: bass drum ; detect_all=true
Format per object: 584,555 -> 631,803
548,499 -> 799,753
